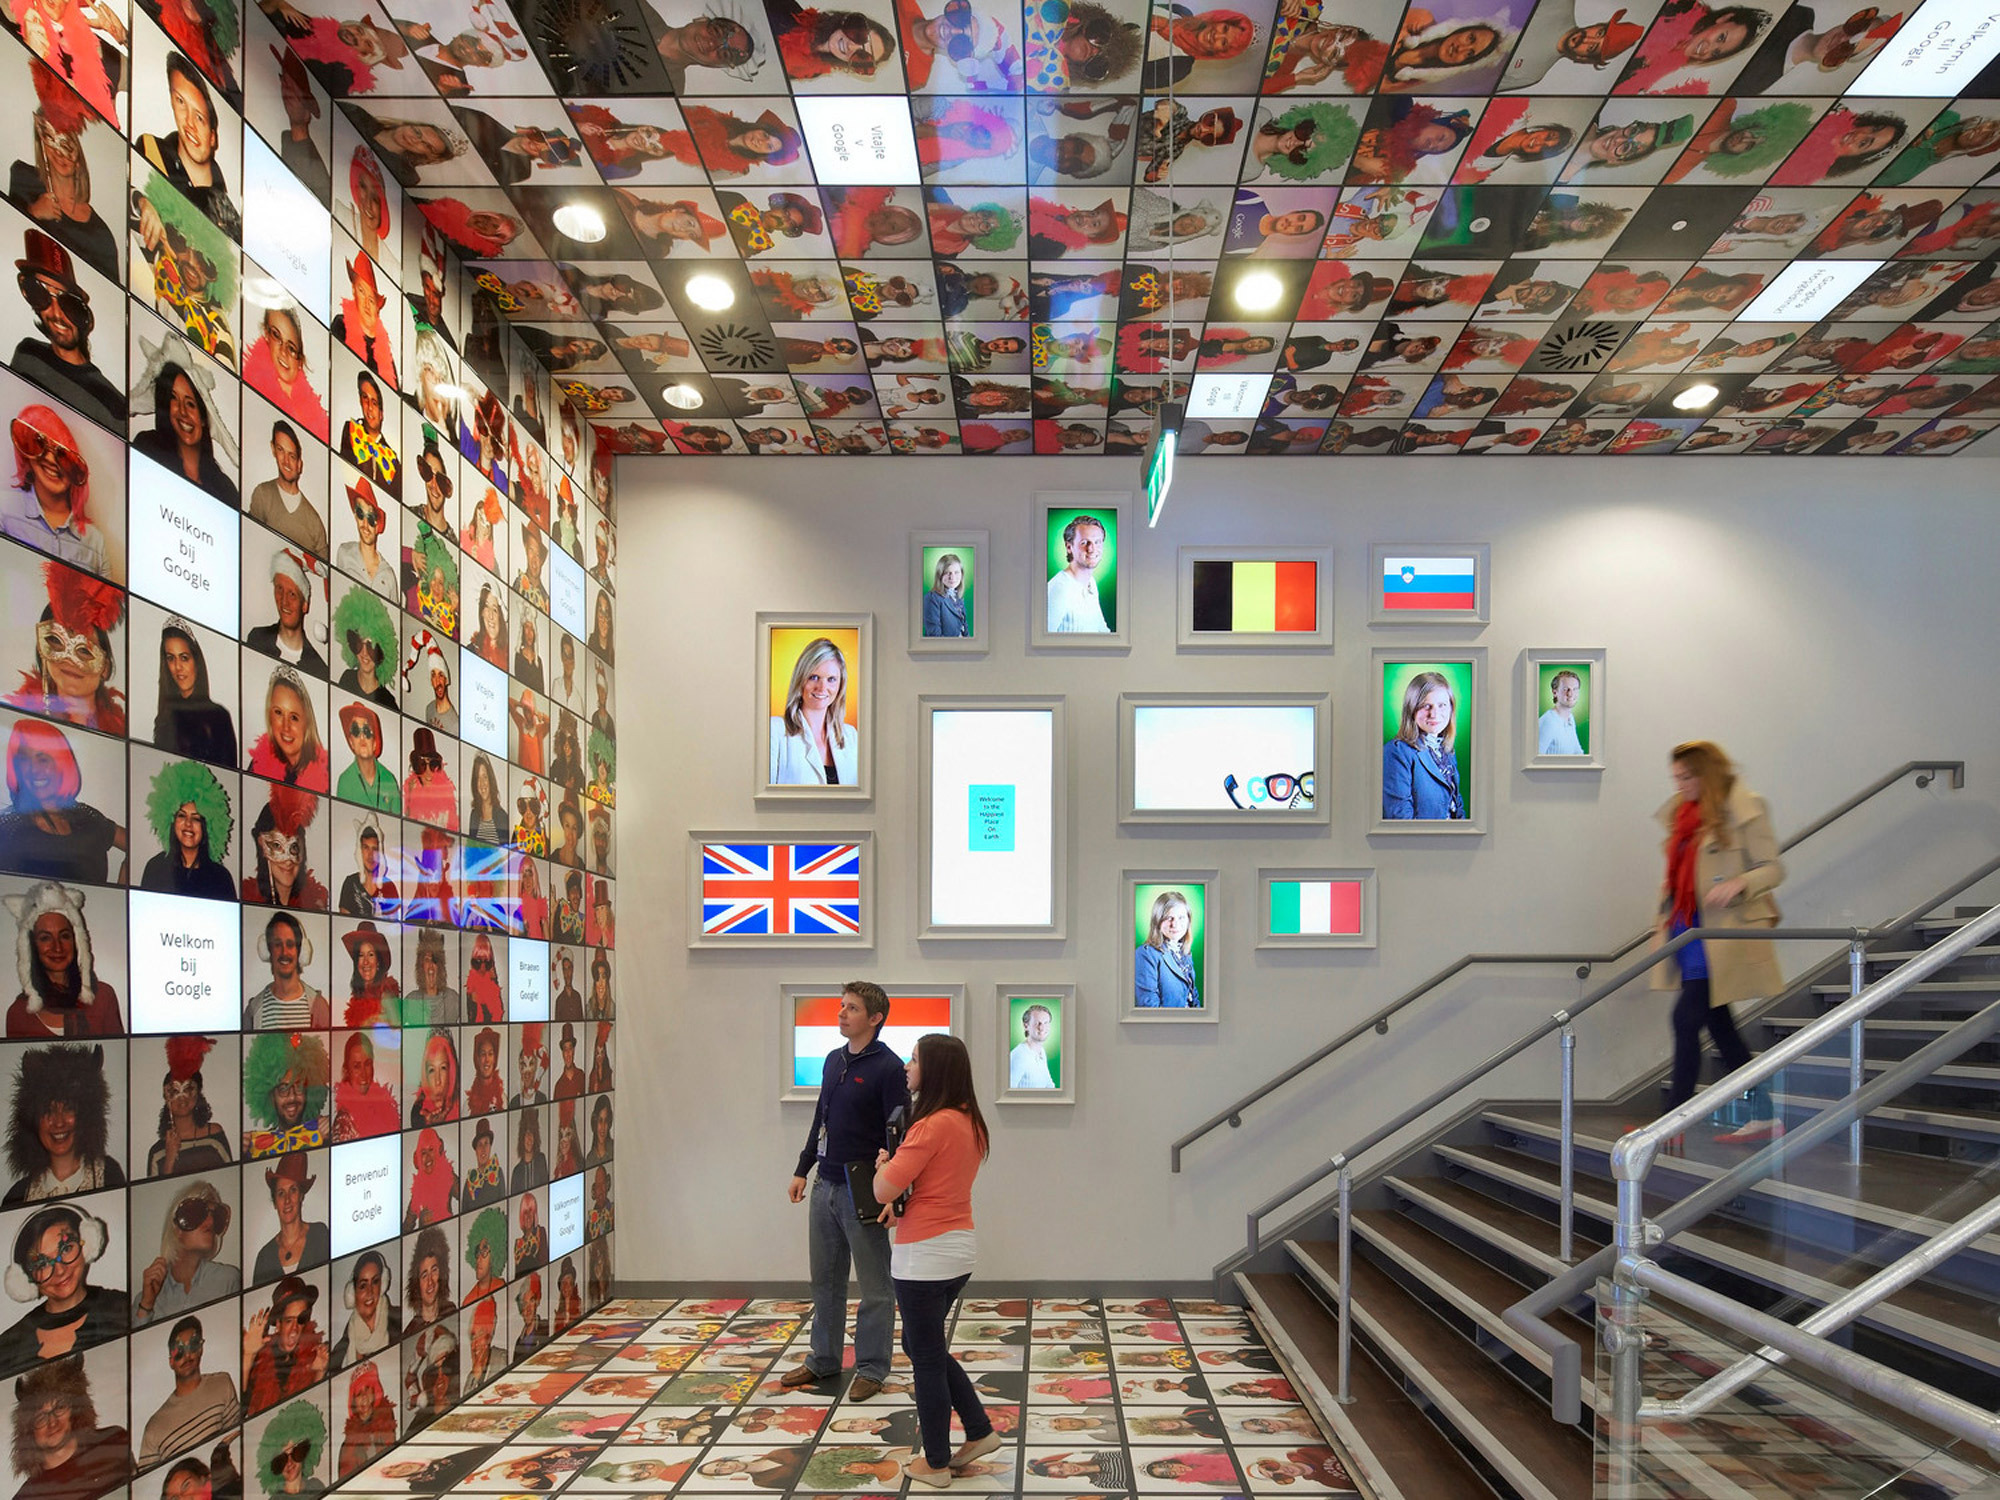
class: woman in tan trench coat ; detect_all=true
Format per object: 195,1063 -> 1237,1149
1652,740 -> 1786,1144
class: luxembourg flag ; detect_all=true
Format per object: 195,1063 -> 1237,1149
1381,555 -> 1476,612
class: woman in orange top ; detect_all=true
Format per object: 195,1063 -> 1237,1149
870,1035 -> 1001,1487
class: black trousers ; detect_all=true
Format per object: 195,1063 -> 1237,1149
893,1272 -> 991,1467
1668,979 -> 1771,1120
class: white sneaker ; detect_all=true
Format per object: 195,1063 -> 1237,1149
1715,1117 -> 1785,1145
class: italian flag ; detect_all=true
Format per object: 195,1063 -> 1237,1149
1270,880 -> 1363,936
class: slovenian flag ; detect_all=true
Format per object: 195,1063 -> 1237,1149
1191,560 -> 1318,633
1381,555 -> 1476,612
791,992 -> 956,1086
1270,880 -> 1363,936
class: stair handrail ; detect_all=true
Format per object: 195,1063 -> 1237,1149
1172,759 -> 1964,1171
1503,850 -> 2000,1424
1600,899 -> 2000,1469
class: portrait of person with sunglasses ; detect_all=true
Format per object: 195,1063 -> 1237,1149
9,230 -> 122,431
132,1180 -> 237,1328
1025,0 -> 1143,88
5,554 -> 125,736
897,0 -> 1023,90
1,1201 -> 125,1373
2,402 -> 108,578
643,0 -> 772,93
334,476 -> 397,601
136,1311 -> 240,1467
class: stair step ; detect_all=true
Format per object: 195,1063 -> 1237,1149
1334,1255 -> 1594,1500
1236,1271 -> 1495,1500
1295,1225 -> 1601,1406
1380,1173 -> 1597,1279
1865,945 -> 2000,964
1764,1016 -> 1967,1035
1770,1092 -> 1998,1139
1437,1140 -> 2000,1375
1482,1104 -> 2000,1255
1811,980 -> 2000,997
1787,1054 -> 2000,1085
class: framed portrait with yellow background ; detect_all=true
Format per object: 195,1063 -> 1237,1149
756,612 -> 873,802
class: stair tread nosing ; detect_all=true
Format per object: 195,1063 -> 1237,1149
1237,1271 -> 1493,1500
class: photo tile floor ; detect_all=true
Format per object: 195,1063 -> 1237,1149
333,1296 -> 1362,1497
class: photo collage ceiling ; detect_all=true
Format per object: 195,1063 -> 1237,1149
258,0 -> 1999,455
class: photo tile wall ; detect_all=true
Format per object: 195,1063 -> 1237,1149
0,5 -> 620,1495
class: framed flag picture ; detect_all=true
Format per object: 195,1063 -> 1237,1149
1373,647 -> 1489,836
1368,543 -> 1490,626
1176,546 -> 1334,651
1522,648 -> 1606,772
1258,868 -> 1377,951
687,832 -> 875,949
917,697 -> 1067,939
779,984 -> 964,1102
995,984 -> 1076,1105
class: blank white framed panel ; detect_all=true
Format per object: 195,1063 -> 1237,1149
778,983 -> 964,1103
686,832 -> 875,949
1520,647 -> 1607,772
755,611 -> 875,803
918,697 -> 1066,939
1257,868 -> 1378,951
1119,693 -> 1330,827
1176,546 -> 1334,652
994,983 -> 1076,1105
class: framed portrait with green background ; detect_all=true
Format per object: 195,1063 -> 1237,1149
909,530 -> 988,655
996,984 -> 1075,1103
1523,648 -> 1605,771
1123,870 -> 1219,1024
1372,647 -> 1488,836
1032,492 -> 1130,651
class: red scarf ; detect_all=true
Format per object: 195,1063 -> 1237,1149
1667,799 -> 1704,927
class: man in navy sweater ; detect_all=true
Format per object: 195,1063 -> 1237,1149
784,981 -> 910,1399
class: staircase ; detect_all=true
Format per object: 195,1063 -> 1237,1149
1231,905 -> 2000,1500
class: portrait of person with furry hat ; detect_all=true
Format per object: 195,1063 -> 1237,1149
4,1043 -> 123,1204
7,1353 -> 132,1496
4,883 -> 122,1039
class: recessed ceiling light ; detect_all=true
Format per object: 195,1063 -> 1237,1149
1234,271 -> 1284,312
685,274 -> 735,311
1673,383 -> 1720,411
661,383 -> 704,410
552,202 -> 607,243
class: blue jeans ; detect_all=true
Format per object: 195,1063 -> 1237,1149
808,1170 -> 894,1380
894,1272 -> 990,1468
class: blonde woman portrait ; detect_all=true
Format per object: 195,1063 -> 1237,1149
768,637 -> 857,787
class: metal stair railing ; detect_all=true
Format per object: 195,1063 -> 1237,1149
1596,898 -> 2000,1478
1171,760 -> 1964,1173
1505,849 -> 2000,1426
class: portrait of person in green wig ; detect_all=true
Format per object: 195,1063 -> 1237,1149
139,758 -> 236,900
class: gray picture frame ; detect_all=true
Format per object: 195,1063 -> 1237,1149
1521,648 -> 1607,772
778,983 -> 965,1103
1175,545 -> 1334,652
755,610 -> 875,804
1122,870 -> 1221,1026
1119,692 -> 1332,827
1031,491 -> 1131,652
908,529 -> 990,656
1371,646 -> 1490,837
917,696 -> 1068,940
1367,542 -> 1491,626
994,983 -> 1077,1105
1256,867 -> 1378,950
685,831 -> 875,950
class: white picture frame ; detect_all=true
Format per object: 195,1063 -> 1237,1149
1256,868 -> 1378,950
1176,546 -> 1334,651
1122,870 -> 1220,1025
1119,693 -> 1331,827
909,529 -> 990,656
1031,491 -> 1131,651
755,611 -> 874,803
1367,542 -> 1491,626
994,983 -> 1076,1105
1370,647 -> 1489,837
1521,648 -> 1607,772
917,697 -> 1067,940
686,832 -> 875,950
778,983 -> 965,1102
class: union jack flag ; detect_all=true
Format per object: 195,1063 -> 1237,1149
702,842 -> 862,937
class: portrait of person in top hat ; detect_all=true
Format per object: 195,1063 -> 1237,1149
9,228 -> 123,431
400,726 -> 457,831
250,1150 -> 329,1287
461,1117 -> 503,1209
241,1273 -> 327,1416
552,1021 -> 585,1100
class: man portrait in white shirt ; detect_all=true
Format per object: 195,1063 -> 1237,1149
1046,513 -> 1111,633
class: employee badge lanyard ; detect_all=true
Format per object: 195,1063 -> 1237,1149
817,1047 -> 859,1163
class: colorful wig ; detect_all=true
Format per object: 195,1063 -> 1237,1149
144,759 -> 233,862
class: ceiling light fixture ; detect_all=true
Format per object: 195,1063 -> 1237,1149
1673,383 -> 1720,412
552,202 -> 607,243
661,383 -> 704,410
1235,271 -> 1284,312
685,274 -> 735,311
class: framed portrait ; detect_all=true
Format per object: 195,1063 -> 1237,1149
756,612 -> 874,802
908,530 -> 989,655
1119,693 -> 1330,827
1522,648 -> 1606,772
1372,647 -> 1489,836
778,983 -> 963,1102
686,832 -> 874,949
995,985 -> 1075,1105
918,697 -> 1066,940
1031,491 -> 1129,651
1176,546 -> 1333,652
1257,868 -> 1377,950
1368,542 -> 1490,626
0,368 -> 129,584
1122,871 -> 1219,1025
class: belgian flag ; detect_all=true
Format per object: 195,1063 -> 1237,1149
1190,560 -> 1317,633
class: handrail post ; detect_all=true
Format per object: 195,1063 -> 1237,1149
1335,1159 -> 1354,1404
1556,1011 -> 1575,1263
1607,1176 -> 1651,1492
1847,939 -> 1867,1166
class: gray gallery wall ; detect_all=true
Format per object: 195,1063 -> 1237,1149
616,454 -> 2000,1284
